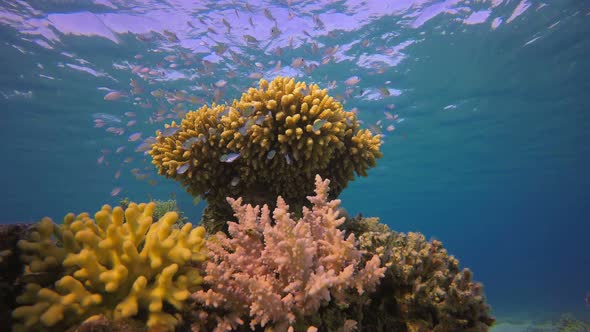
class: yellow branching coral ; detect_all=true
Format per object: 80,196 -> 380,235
13,202 -> 207,332
150,76 -> 382,230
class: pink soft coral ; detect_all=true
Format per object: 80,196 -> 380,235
190,175 -> 385,332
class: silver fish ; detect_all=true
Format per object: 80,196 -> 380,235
161,126 -> 180,137
92,113 -> 122,123
312,119 -> 327,131
220,152 -> 240,163
231,177 -> 240,186
135,137 -> 156,152
238,118 -> 255,135
182,137 -> 200,150
177,163 -> 190,174
242,105 -> 255,116
254,115 -> 265,125
267,149 -> 276,160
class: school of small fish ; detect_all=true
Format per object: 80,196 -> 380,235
69,2 -> 411,198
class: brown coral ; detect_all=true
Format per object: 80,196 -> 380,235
149,76 -> 382,232
343,217 -> 495,331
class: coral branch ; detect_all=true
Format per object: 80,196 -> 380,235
190,175 -> 385,332
13,202 -> 207,332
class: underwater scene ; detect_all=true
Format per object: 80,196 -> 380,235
0,0 -> 589,331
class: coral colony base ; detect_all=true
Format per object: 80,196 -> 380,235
2,78 -> 494,331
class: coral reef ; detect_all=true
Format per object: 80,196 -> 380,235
12,202 -> 207,332
189,175 -> 386,332
149,76 -> 382,232
3,74 -> 495,331
3,193 -> 495,332
343,216 -> 495,331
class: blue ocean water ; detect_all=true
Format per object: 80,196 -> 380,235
0,0 -> 589,328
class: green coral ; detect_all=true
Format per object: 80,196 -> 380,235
120,198 -> 189,228
13,202 -> 206,332
152,199 -> 189,228
149,76 -> 382,232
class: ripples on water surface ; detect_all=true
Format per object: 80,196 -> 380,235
1,0 -> 589,328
